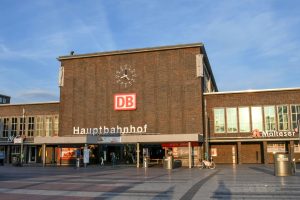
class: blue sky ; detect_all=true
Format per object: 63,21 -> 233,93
0,0 -> 300,103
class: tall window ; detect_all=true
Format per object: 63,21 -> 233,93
54,115 -> 59,136
35,116 -> 44,136
291,105 -> 300,130
239,107 -> 250,132
264,106 -> 276,131
45,116 -> 53,136
3,118 -> 9,137
27,117 -> 35,137
11,117 -> 18,137
251,106 -> 263,131
214,108 -> 225,133
226,108 -> 237,132
277,105 -> 289,131
19,117 -> 26,136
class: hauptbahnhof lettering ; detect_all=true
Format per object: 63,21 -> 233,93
0,43 -> 299,167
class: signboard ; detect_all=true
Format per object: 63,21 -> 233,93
161,142 -> 199,148
211,148 -> 217,157
83,147 -> 90,164
114,93 -> 136,110
61,148 -> 76,159
252,129 -> 297,138
14,137 -> 23,144
97,136 -> 121,143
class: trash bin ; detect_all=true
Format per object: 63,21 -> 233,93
76,158 -> 80,168
12,156 -> 21,167
143,157 -> 149,168
274,153 -> 293,176
163,156 -> 173,169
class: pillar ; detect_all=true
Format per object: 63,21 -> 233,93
237,142 -> 242,164
263,141 -> 268,165
42,144 -> 46,167
290,140 -> 295,160
188,142 -> 192,168
6,145 -> 10,164
24,145 -> 28,164
136,143 -> 140,168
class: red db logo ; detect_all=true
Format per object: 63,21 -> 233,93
114,93 -> 136,111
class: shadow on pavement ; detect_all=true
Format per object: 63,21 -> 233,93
249,166 -> 274,176
211,180 -> 231,199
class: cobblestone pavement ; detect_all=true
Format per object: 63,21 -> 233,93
0,164 -> 299,199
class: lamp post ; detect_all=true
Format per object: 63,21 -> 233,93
20,108 -> 25,166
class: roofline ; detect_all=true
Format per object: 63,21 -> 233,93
199,46 -> 218,91
0,101 -> 59,107
58,43 -> 204,61
0,94 -> 11,98
204,87 -> 300,95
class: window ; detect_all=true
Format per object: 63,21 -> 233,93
54,115 -> 59,136
3,118 -> 9,137
214,108 -> 225,133
277,105 -> 289,131
27,117 -> 35,137
239,107 -> 250,132
291,105 -> 300,130
251,107 -> 263,131
19,117 -> 26,136
35,116 -> 44,136
226,108 -> 237,132
0,97 -> 2,103
264,106 -> 276,131
45,116 -> 53,136
11,117 -> 18,137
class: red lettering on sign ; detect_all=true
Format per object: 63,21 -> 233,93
114,93 -> 136,111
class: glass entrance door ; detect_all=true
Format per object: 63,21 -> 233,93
29,146 -> 36,162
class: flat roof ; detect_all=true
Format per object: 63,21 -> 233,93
0,101 -> 59,107
204,87 -> 300,95
0,94 -> 10,98
58,43 -> 203,60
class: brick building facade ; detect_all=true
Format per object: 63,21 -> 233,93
0,43 -> 299,167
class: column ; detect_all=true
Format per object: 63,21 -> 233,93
136,143 -> 140,168
290,141 -> 295,161
24,145 -> 28,164
42,144 -> 46,167
237,142 -> 242,164
6,145 -> 10,164
263,141 -> 268,165
188,142 -> 192,168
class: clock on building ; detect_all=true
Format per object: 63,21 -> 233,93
115,65 -> 136,88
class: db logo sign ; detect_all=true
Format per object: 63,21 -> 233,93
114,93 -> 136,111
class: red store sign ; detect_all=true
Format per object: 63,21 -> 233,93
114,93 -> 136,111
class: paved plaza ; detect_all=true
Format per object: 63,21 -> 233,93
0,164 -> 300,199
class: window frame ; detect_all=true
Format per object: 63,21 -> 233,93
213,107 -> 225,133
238,107 -> 250,133
226,107 -> 238,133
277,105 -> 289,131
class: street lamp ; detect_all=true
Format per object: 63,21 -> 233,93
20,108 -> 25,166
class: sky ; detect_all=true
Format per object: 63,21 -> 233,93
0,0 -> 300,103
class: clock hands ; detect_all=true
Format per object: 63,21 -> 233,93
120,74 -> 130,80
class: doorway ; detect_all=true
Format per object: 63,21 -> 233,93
28,146 -> 36,163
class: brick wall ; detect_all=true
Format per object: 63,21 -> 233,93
59,46 -> 205,136
0,102 -> 59,117
205,89 -> 300,138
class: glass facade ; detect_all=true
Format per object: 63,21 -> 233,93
277,105 -> 289,131
226,108 -> 237,133
291,105 -> 300,130
214,108 -> 225,133
251,107 -> 263,131
239,107 -> 250,132
264,106 -> 276,131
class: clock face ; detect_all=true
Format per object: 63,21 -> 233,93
115,65 -> 137,88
